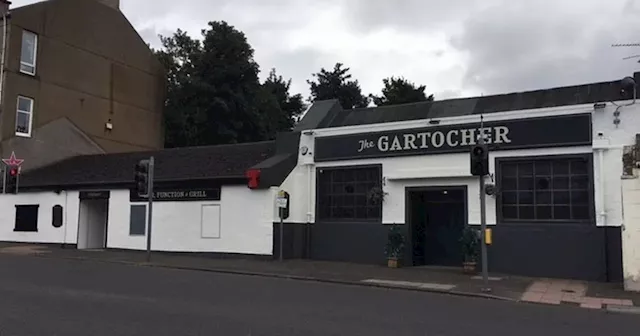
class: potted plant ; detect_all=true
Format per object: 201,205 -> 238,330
385,224 -> 405,268
367,185 -> 388,205
460,226 -> 480,274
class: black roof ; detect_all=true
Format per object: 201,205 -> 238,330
20,141 -> 276,189
298,72 -> 640,129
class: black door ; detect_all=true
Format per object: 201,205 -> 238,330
409,188 -> 466,267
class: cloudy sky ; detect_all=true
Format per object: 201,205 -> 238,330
13,0 -> 640,100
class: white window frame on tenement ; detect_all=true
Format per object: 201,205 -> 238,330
20,30 -> 38,76
16,96 -> 34,137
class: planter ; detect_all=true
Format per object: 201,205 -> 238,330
387,257 -> 400,268
462,261 -> 477,274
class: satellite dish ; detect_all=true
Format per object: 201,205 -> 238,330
620,76 -> 637,97
621,76 -> 636,89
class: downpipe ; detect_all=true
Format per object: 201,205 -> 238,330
0,10 -> 8,155
598,148 -> 607,226
305,164 -> 312,258
597,147 -> 610,281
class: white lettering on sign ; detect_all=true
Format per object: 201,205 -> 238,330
370,126 -> 513,153
494,126 -> 511,144
358,139 -> 376,152
431,131 -> 445,148
152,190 -> 209,199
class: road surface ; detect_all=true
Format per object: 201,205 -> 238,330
0,255 -> 638,335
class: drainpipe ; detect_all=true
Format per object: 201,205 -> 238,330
596,147 -> 610,281
62,190 -> 69,248
598,148 -> 607,226
305,163 -> 312,258
307,164 -> 312,223
0,1 -> 10,160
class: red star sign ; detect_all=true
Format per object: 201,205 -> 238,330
2,151 -> 24,167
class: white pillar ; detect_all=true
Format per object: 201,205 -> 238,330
622,168 -> 640,292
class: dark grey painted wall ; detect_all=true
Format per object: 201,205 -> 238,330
273,222 -> 310,259
275,221 -> 623,282
274,222 -> 409,265
469,224 -> 622,282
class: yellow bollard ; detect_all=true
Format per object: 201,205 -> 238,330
485,228 -> 492,245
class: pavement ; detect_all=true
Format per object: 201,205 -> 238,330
1,253 -> 640,335
1,243 -> 640,314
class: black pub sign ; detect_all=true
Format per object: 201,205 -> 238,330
130,188 -> 221,202
314,113 -> 592,162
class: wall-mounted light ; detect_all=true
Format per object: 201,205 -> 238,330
593,102 -> 607,110
302,130 -> 315,136
105,119 -> 113,131
428,119 -> 440,125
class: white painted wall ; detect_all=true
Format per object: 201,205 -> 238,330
0,190 -> 79,244
108,186 -> 276,255
622,170 -> 640,292
282,100 -> 640,227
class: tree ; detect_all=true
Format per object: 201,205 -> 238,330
155,22 -> 304,148
307,63 -> 369,110
370,76 -> 434,106
262,68 -> 306,134
154,29 -> 203,147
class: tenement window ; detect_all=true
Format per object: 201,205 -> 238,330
130,205 -> 147,236
20,30 -> 38,75
15,205 -> 39,232
317,165 -> 382,222
498,156 -> 593,222
16,96 -> 34,137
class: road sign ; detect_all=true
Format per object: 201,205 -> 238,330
276,197 -> 288,208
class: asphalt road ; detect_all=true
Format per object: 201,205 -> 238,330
0,256 -> 638,336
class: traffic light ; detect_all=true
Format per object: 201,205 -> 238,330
5,166 -> 19,194
470,144 -> 489,176
134,160 -> 150,197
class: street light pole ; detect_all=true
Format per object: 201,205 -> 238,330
478,116 -> 490,293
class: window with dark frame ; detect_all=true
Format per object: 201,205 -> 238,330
498,156 -> 592,222
129,204 -> 147,236
14,204 -> 39,232
317,166 -> 382,221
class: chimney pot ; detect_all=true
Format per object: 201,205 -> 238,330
0,0 -> 11,17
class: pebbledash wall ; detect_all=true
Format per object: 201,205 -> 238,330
0,185 -> 278,256
278,101 -> 640,282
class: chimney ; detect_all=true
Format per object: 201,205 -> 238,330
0,0 -> 11,17
96,0 -> 119,10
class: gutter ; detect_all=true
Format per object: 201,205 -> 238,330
18,176 -> 249,192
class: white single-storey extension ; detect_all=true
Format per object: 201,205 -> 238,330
0,141 -> 290,258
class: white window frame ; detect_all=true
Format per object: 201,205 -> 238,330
16,96 -> 34,137
20,30 -> 38,76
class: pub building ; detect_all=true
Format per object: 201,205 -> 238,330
278,72 -> 640,283
1,72 -> 639,283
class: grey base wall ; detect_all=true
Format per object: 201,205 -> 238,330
272,222 -> 406,264
273,222 -> 311,260
470,224 -> 622,282
274,222 -> 624,282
